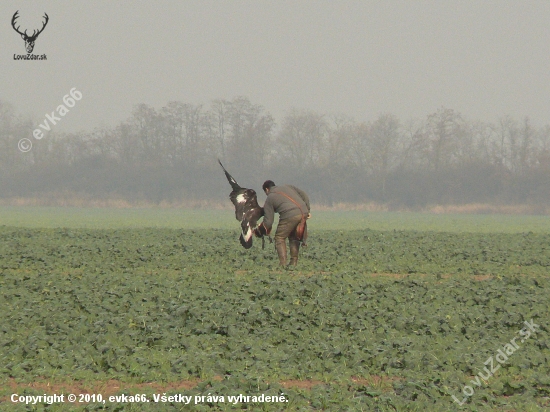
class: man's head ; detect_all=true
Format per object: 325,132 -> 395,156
262,180 -> 275,194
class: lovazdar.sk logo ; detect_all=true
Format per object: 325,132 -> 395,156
11,10 -> 48,60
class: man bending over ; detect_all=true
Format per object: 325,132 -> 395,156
255,180 -> 310,267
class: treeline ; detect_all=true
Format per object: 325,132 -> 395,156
1,97 -> 550,208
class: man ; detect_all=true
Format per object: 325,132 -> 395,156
255,180 -> 311,267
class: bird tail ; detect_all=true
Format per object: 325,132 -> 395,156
218,159 -> 241,192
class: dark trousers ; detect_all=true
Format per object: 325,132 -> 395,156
274,214 -> 303,266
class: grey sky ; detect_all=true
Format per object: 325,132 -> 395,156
2,1 -> 550,133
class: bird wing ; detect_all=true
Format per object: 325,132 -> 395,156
239,204 -> 264,249
218,159 -> 241,192
230,188 -> 259,220
218,159 -> 264,248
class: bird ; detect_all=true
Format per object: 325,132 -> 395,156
218,159 -> 267,249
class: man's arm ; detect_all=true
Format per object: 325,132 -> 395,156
262,196 -> 275,230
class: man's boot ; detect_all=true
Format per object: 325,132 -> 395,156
289,239 -> 300,266
275,240 -> 287,267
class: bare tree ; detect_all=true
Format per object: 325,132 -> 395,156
209,99 -> 230,160
326,114 -> 356,166
534,124 -> 550,170
519,116 -> 534,174
159,101 -> 209,165
129,104 -> 162,162
367,113 -> 401,199
420,107 -> 466,171
224,96 -> 275,169
276,108 -> 328,168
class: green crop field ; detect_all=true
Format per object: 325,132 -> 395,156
1,208 -> 549,411
1,206 -> 550,232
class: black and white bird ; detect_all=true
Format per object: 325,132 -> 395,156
218,159 -> 267,249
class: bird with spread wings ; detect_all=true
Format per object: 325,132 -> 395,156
218,159 -> 271,249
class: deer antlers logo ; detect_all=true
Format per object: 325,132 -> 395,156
11,10 -> 49,54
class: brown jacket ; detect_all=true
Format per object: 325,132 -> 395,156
262,185 -> 310,230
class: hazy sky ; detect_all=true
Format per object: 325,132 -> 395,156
2,1 -> 550,133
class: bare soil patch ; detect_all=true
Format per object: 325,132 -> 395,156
3,375 -> 396,398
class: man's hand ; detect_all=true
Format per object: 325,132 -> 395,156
254,223 -> 270,237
